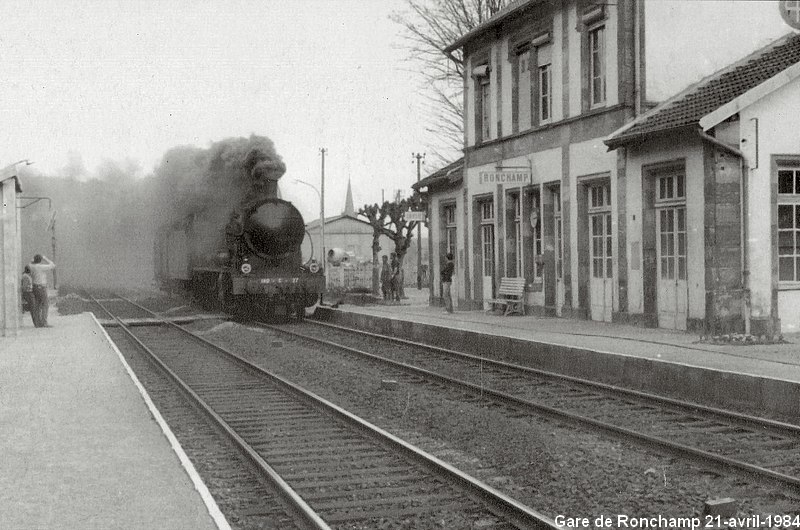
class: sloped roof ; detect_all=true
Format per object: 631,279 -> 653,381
444,0 -> 540,54
607,32 -> 800,147
412,158 -> 464,192
305,213 -> 369,230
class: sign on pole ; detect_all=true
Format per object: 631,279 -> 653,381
404,211 -> 426,222
780,1 -> 800,29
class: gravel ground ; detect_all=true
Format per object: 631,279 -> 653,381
186,319 -> 800,525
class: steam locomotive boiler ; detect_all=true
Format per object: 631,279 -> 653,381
154,149 -> 324,319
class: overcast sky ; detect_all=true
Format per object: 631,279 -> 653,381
0,0 -> 794,221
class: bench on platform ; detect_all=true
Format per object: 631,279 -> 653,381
486,277 -> 526,316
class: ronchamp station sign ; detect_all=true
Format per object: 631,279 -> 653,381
477,171 -> 532,186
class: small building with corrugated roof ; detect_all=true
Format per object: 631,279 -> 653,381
1,172 -> 23,336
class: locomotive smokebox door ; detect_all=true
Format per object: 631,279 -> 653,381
245,199 -> 305,256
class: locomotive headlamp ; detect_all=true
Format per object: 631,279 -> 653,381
309,261 -> 320,274
241,263 -> 252,274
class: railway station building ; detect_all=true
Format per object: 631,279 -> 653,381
417,0 -> 800,334
419,0 -> 644,320
606,32 -> 800,335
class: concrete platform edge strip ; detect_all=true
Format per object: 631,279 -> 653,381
89,313 -> 232,530
317,308 -> 800,418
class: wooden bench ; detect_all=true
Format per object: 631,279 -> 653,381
486,277 -> 526,316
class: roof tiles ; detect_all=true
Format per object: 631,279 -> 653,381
608,32 -> 800,145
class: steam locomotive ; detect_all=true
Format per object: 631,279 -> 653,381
154,171 -> 325,320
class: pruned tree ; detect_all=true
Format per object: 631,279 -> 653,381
359,203 -> 390,295
391,0 -> 507,165
358,193 -> 423,298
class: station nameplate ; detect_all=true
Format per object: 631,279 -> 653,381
478,171 -> 531,186
404,211 -> 427,222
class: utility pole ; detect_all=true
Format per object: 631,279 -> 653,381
412,153 -> 425,289
320,148 -> 327,271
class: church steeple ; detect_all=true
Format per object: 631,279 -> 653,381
343,178 -> 355,216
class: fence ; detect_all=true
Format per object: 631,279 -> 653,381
325,263 -> 374,292
325,262 -> 426,292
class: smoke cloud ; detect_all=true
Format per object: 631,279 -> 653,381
153,134 -> 286,259
19,134 -> 285,292
21,169 -> 159,290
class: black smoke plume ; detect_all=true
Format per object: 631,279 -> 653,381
154,134 -> 286,260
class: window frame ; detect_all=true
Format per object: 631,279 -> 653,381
588,23 -> 606,108
478,198 -> 496,278
551,187 -> 563,280
538,61 -> 552,124
471,54 -> 491,145
776,162 -> 800,287
536,42 -> 553,124
587,181 -> 612,280
513,43 -> 532,132
442,202 -> 457,258
526,189 -> 543,278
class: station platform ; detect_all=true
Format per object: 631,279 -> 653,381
0,312 -> 227,530
318,289 -> 800,419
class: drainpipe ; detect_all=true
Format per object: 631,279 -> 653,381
697,129 -> 750,335
740,154 -> 750,335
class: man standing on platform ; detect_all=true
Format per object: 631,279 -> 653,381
380,255 -> 392,301
29,254 -> 56,328
21,266 -> 35,326
441,252 -> 455,313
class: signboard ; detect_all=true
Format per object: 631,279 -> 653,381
477,170 -> 531,187
780,1 -> 800,29
404,211 -> 426,222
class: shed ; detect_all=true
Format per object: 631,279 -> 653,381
1,173 -> 23,337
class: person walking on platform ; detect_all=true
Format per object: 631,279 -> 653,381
380,255 -> 392,301
440,252 -> 455,313
29,254 -> 56,328
21,266 -> 36,326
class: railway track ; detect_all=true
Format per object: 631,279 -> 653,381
84,293 -> 154,320
95,294 -> 559,529
265,319 -> 800,495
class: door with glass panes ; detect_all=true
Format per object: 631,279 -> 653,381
655,172 -> 688,330
552,188 -> 564,315
588,183 -> 613,322
479,199 -> 496,309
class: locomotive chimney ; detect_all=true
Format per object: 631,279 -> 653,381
244,147 -> 286,201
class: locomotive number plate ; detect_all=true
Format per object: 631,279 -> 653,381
259,277 -> 300,284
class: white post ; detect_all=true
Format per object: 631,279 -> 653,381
320,148 -> 327,273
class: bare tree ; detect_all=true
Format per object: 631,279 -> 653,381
392,0 -> 506,164
358,193 -> 423,298
359,203 -> 389,295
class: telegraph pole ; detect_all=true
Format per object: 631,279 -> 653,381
320,148 -> 327,271
412,153 -> 425,289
